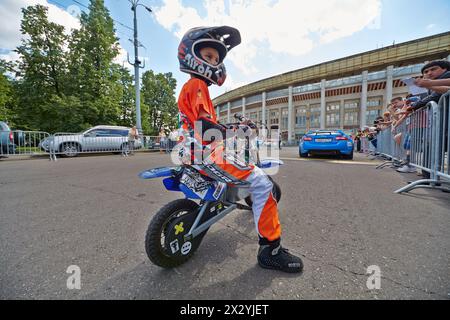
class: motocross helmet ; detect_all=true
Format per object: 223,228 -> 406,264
178,26 -> 241,86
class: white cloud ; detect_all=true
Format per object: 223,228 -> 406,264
0,50 -> 20,64
0,0 -> 80,50
113,47 -> 151,73
221,73 -> 248,92
0,0 -> 129,68
114,46 -> 130,67
154,0 -> 382,76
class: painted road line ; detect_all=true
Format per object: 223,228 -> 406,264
280,157 -> 382,166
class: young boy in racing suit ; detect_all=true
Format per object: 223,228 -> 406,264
177,26 -> 303,273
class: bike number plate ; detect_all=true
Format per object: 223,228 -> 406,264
180,170 -> 211,198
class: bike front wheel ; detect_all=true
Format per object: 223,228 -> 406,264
145,199 -> 208,268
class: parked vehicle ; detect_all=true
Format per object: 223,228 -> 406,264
0,121 -> 25,156
0,121 -> 15,156
39,125 -> 142,157
299,129 -> 354,159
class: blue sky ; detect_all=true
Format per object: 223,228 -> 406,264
1,0 -> 449,99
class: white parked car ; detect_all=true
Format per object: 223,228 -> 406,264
39,125 -> 142,157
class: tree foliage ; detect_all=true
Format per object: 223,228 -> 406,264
14,4 -> 68,131
67,0 -> 121,128
4,0 -> 178,135
141,70 -> 178,135
0,60 -> 15,123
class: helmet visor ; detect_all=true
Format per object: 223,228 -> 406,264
193,39 -> 228,66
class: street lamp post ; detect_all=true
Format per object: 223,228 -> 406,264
127,0 -> 152,135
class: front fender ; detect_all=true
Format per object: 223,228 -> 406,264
258,158 -> 284,169
138,166 -> 181,179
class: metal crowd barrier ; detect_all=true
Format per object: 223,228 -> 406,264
374,129 -> 394,164
375,120 -> 409,169
396,92 -> 450,193
360,136 -> 370,154
374,90 -> 450,193
0,131 -> 181,161
0,130 -> 50,158
145,136 -> 180,153
437,92 -> 450,182
144,136 -> 160,150
360,135 -> 377,156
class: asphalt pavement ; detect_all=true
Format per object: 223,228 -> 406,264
0,148 -> 449,300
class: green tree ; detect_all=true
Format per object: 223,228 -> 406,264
67,0 -> 121,128
116,65 -> 135,127
14,4 -> 68,131
8,1 -> 177,135
141,70 -> 178,135
0,60 -> 15,123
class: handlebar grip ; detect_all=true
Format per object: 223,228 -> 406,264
234,113 -> 244,121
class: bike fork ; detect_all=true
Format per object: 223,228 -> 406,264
184,202 -> 237,241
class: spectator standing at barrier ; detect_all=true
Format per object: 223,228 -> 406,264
392,96 -> 422,173
378,111 -> 393,130
414,73 -> 450,192
390,97 -> 407,145
415,77 -> 450,94
159,128 -> 167,154
395,113 -> 415,173
400,60 -> 450,111
416,72 -> 450,178
394,61 -> 450,177
369,117 -> 383,150
168,129 -> 179,152
355,129 -> 362,152
360,126 -> 370,153
389,97 -> 403,117
127,126 -> 139,156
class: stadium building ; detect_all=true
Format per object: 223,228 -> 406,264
212,32 -> 450,144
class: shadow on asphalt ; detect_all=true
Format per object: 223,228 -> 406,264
84,225 -> 301,300
301,153 -> 358,161
376,168 -> 450,208
0,150 -> 159,161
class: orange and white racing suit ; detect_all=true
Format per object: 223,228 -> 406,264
177,78 -> 281,242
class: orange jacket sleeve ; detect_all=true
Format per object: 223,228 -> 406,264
188,79 -> 212,120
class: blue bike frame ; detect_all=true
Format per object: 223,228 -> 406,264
139,159 -> 284,242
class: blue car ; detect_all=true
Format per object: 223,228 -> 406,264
299,130 -> 354,160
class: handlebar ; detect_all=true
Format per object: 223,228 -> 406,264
232,113 -> 261,130
233,113 -> 245,122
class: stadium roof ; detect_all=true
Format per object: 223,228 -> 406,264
213,31 -> 450,106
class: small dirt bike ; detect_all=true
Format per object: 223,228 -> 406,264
139,115 -> 283,268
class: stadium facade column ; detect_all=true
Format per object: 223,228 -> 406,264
288,85 -> 293,144
306,102 -> 311,131
278,106 -> 282,131
320,79 -> 326,130
227,102 -> 231,123
360,70 -> 368,128
262,91 -> 267,126
216,106 -> 220,119
385,65 -> 394,107
340,98 -> 345,130
242,97 -> 246,117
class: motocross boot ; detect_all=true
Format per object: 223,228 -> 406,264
257,238 -> 303,273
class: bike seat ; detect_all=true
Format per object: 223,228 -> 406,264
193,164 -> 250,186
